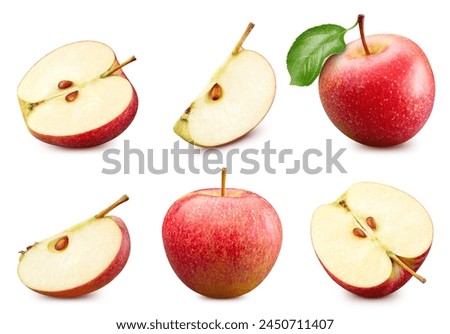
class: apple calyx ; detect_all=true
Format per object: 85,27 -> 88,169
338,200 -> 426,284
18,242 -> 38,259
357,14 -> 371,56
95,194 -> 129,218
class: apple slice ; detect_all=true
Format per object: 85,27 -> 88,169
17,195 -> 131,298
17,41 -> 138,148
311,182 -> 433,298
174,23 -> 276,147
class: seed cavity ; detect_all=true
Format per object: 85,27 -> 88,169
209,83 -> 222,101
366,216 -> 377,230
58,80 -> 73,89
353,227 -> 367,238
55,236 -> 69,251
65,90 -> 79,102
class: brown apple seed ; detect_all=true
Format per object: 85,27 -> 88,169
65,90 -> 79,102
352,227 -> 367,238
209,83 -> 222,101
366,216 -> 377,230
58,80 -> 73,89
55,236 -> 69,251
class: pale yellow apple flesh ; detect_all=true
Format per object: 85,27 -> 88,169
17,41 -> 136,142
311,182 -> 433,294
174,23 -> 276,147
18,218 -> 123,292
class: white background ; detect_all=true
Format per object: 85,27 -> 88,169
2,0 -> 447,333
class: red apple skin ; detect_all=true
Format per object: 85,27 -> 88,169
318,247 -> 430,298
30,216 -> 131,298
162,188 -> 282,298
319,34 -> 435,147
26,68 -> 138,148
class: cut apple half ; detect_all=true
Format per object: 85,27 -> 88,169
174,23 -> 276,147
17,41 -> 138,148
17,195 -> 131,297
311,182 -> 433,298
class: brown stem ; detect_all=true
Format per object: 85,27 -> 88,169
357,14 -> 371,56
96,194 -> 129,218
209,83 -> 222,101
387,251 -> 426,283
232,22 -> 255,55
221,168 -> 227,197
100,56 -> 136,78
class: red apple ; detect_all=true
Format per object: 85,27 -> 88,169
17,41 -> 138,148
17,195 -> 131,298
162,169 -> 282,298
311,182 -> 433,298
319,20 -> 435,147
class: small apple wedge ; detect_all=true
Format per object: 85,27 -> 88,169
17,41 -> 138,148
174,23 -> 276,147
311,182 -> 433,298
17,195 -> 131,298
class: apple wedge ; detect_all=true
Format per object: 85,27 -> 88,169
174,23 -> 276,147
311,182 -> 433,298
17,41 -> 138,148
17,195 -> 131,298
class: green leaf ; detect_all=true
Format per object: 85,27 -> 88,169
287,24 -> 354,86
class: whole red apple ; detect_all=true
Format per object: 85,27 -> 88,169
162,171 -> 282,298
319,30 -> 435,147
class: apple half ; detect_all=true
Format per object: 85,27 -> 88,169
17,41 -> 138,148
17,195 -> 131,298
311,182 -> 433,298
174,23 -> 276,147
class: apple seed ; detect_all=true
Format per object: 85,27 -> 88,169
353,227 -> 367,238
65,90 -> 79,102
366,216 -> 377,230
58,80 -> 73,89
54,236 -> 69,251
209,83 -> 222,101
232,22 -> 255,55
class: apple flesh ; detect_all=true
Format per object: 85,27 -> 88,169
319,34 -> 435,147
162,171 -> 282,298
174,23 -> 276,147
311,182 -> 433,298
17,41 -> 138,148
17,195 -> 131,297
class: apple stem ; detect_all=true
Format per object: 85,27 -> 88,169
100,56 -> 137,78
221,168 -> 227,197
95,194 -> 129,218
357,14 -> 371,56
387,251 -> 426,284
232,22 -> 255,56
